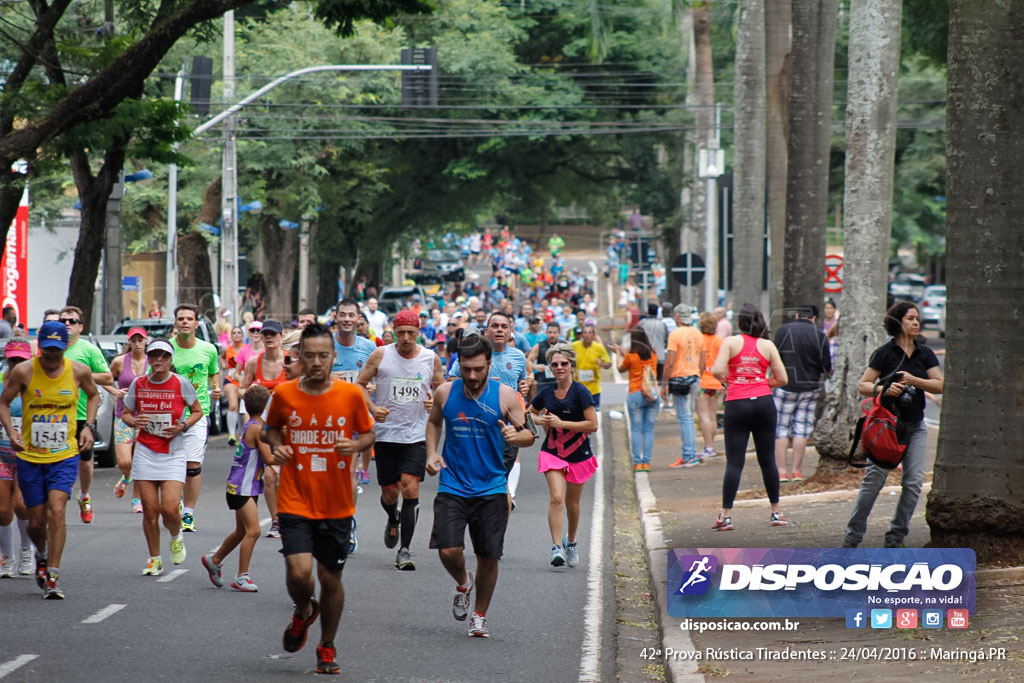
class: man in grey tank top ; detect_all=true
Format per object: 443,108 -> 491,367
358,310 -> 444,571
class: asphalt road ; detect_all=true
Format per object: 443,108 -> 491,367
0,431 -> 616,682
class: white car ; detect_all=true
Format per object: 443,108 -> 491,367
920,285 -> 947,337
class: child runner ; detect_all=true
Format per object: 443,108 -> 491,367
201,384 -> 273,592
528,343 -> 598,568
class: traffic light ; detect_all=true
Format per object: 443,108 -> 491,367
190,56 -> 214,116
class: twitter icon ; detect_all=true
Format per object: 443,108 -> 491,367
870,609 -> 892,629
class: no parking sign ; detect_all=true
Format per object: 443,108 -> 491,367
825,254 -> 844,294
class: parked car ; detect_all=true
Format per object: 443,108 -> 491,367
0,337 -> 118,468
888,273 -> 927,301
110,317 -> 219,346
420,248 -> 465,283
921,284 -> 947,337
378,286 -> 428,316
108,318 -> 227,436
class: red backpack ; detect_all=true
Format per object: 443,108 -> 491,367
848,391 -> 908,470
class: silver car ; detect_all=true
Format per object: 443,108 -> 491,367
0,336 -> 116,467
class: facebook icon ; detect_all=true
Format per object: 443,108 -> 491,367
845,609 -> 866,629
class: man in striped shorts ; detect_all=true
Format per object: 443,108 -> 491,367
772,306 -> 832,482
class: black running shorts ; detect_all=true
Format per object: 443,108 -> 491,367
429,492 -> 509,559
225,492 -> 259,511
278,513 -> 352,572
77,420 -> 94,463
374,441 -> 426,487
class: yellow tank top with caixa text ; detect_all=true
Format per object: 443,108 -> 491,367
20,357 -> 79,464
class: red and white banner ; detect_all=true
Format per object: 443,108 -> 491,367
2,185 -> 29,326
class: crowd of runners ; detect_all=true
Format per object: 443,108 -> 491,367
0,227 -> 943,674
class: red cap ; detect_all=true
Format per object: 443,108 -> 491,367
127,327 -> 148,339
392,310 -> 420,329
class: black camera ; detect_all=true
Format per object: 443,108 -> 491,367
898,385 -> 918,408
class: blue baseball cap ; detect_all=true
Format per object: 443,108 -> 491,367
38,320 -> 69,350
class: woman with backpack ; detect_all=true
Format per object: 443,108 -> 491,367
842,301 -> 943,548
612,326 -> 660,472
710,304 -> 789,531
529,343 -> 599,568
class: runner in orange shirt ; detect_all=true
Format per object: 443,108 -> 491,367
265,323 -> 375,675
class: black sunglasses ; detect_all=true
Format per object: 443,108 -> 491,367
283,356 -> 297,366
59,318 -> 81,325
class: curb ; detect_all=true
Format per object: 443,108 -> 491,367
619,403 -> 705,683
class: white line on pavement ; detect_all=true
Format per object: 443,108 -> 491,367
578,412 -> 606,683
156,569 -> 188,583
588,260 -> 597,274
81,603 -> 127,624
626,405 -> 705,683
0,655 -> 38,679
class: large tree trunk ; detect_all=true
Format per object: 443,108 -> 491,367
764,0 -> 791,328
784,0 -> 837,319
813,0 -> 901,465
688,2 -> 715,303
926,1 -> 1024,557
731,0 -> 766,310
260,214 -> 298,321
66,145 -> 126,333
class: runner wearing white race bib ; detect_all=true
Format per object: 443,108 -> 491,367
358,310 -> 444,571
330,298 -> 377,492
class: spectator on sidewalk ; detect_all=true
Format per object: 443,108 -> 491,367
695,312 -> 723,459
710,303 -> 789,532
638,305 -> 669,381
842,301 -> 942,549
661,304 -> 703,468
611,327 -> 659,472
773,305 -> 832,482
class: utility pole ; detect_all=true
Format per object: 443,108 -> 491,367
102,170 -> 125,333
165,64 -> 185,316
698,104 -> 724,313
298,219 -> 310,310
220,11 -> 239,320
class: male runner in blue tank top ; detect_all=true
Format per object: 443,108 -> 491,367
426,335 -> 534,639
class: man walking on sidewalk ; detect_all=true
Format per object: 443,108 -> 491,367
661,304 -> 703,468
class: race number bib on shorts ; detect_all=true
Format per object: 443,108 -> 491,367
578,369 -> 595,382
336,370 -> 358,384
389,377 -> 421,403
145,413 -> 173,436
30,421 -> 68,450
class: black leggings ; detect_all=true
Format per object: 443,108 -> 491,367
722,395 -> 779,508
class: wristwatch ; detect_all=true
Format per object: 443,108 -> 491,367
84,422 -> 97,433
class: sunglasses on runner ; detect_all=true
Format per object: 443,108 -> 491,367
283,356 -> 296,366
550,361 -> 571,368
59,318 -> 81,325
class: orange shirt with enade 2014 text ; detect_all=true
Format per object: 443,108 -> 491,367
265,378 -> 374,520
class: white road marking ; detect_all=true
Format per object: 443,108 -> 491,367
625,405 -> 705,682
578,411 -> 606,683
588,260 -> 597,274
0,655 -> 38,679
156,569 -> 188,583
81,603 -> 127,624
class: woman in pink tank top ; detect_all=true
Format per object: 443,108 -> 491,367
710,304 -> 789,532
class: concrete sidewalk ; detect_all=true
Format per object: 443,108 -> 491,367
613,399 -> 1024,681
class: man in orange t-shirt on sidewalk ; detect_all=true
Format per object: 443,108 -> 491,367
661,304 -> 704,468
265,323 -> 375,675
